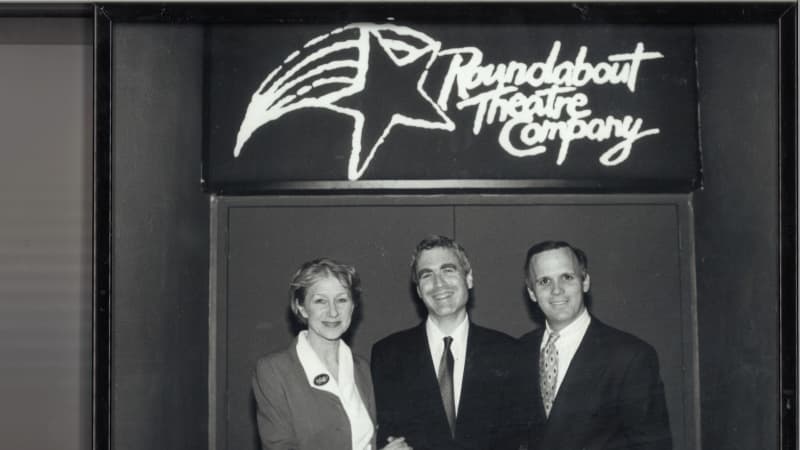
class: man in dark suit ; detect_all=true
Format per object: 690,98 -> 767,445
371,235 -> 519,450
519,240 -> 672,450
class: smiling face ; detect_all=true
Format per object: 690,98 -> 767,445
415,247 -> 473,325
295,275 -> 354,344
527,247 -> 590,332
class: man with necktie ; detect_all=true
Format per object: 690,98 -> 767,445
518,240 -> 672,450
371,235 -> 520,450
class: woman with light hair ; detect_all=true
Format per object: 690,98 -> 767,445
252,258 -> 411,450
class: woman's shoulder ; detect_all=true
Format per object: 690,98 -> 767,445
351,350 -> 375,393
254,345 -> 298,375
352,350 -> 374,378
351,350 -> 370,369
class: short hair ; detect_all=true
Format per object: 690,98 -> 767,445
288,257 -> 361,325
410,234 -> 472,284
524,240 -> 589,286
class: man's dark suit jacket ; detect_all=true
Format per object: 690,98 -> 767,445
518,317 -> 672,450
371,321 -> 520,450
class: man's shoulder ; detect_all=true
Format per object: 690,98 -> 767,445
370,325 -> 424,375
352,351 -> 373,376
372,324 -> 423,350
470,322 -> 518,347
518,326 -> 545,346
590,318 -> 658,356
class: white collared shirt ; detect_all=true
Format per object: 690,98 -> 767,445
296,331 -> 374,450
426,315 -> 469,413
540,308 -> 591,397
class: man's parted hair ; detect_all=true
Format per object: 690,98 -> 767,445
524,240 -> 589,285
410,234 -> 472,284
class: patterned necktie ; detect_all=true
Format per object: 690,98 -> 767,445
539,331 -> 560,418
438,336 -> 456,437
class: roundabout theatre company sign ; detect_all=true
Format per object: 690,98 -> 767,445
204,23 -> 700,191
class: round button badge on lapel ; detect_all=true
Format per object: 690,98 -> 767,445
314,374 -> 330,386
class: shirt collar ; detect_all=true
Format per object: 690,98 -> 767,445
426,314 -> 470,352
295,330 -> 352,394
544,307 -> 591,341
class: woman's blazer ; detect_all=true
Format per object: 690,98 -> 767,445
252,340 -> 377,450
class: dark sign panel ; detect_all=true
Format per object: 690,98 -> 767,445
204,23 -> 700,192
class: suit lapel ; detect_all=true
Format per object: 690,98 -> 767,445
546,320 -> 607,434
520,328 -> 548,450
413,322 -> 440,390
528,328 -> 547,421
288,343 -> 345,411
413,323 -> 454,441
353,360 -> 375,423
457,323 -> 481,431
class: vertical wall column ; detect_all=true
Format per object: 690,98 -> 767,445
112,25 -> 210,450
694,25 -> 780,450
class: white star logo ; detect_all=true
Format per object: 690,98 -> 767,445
233,23 -> 455,181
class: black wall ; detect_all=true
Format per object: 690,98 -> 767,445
112,25 -> 209,450
215,198 -> 696,450
694,25 -> 780,450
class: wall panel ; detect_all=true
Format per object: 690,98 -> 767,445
215,197 -> 697,450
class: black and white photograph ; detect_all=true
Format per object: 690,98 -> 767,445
0,2 -> 796,450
